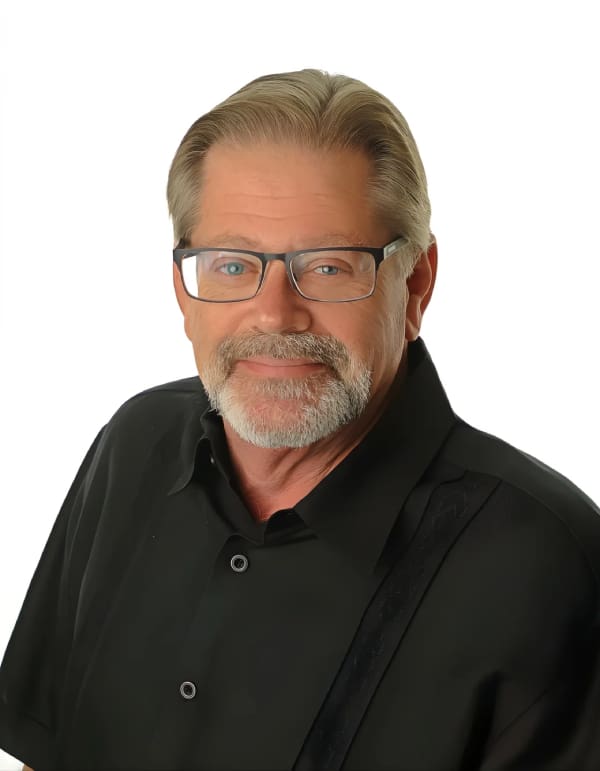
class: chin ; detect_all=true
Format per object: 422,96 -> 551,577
219,384 -> 363,450
207,366 -> 371,448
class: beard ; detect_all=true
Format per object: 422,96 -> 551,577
200,332 -> 372,448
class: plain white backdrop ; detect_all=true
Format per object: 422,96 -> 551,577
1,1 -> 599,768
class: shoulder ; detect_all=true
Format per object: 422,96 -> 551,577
439,419 -> 600,601
107,375 -> 207,428
64,376 -> 209,524
94,375 -> 208,451
58,377 -> 210,612
414,422 -> 600,748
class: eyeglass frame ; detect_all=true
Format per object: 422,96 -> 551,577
172,235 -> 407,303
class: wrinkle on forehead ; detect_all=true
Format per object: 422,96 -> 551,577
201,189 -> 370,215
198,229 -> 376,250
192,141 -> 389,252
200,142 -> 373,207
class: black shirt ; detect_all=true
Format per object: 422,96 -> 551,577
2,338 -> 600,770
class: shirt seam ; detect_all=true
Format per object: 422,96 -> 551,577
492,477 -> 600,603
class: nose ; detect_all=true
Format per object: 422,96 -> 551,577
249,261 -> 312,334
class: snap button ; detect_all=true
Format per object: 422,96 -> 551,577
179,681 -> 197,700
230,554 -> 249,573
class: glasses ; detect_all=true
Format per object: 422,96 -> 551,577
173,236 -> 406,303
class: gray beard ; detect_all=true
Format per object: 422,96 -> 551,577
201,333 -> 372,448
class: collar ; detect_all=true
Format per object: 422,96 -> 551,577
294,337 -> 457,573
168,338 -> 458,573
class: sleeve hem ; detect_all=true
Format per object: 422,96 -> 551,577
0,702 -> 55,769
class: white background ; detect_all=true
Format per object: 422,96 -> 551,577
1,1 -> 599,768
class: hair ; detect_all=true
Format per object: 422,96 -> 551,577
167,69 -> 432,273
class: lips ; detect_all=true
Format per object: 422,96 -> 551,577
235,358 -> 326,377
240,357 -> 320,367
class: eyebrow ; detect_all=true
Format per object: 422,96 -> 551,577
200,232 -> 373,250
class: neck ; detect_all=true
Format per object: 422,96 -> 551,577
222,353 -> 408,522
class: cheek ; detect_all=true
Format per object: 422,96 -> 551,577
325,305 -> 402,372
185,308 -> 243,367
364,295 -> 407,372
183,310 -> 214,360
186,312 -> 203,341
381,279 -> 408,332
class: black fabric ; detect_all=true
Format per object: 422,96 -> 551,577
1,338 -> 600,770
293,468 -> 501,770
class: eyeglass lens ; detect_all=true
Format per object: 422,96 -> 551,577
180,250 -> 376,301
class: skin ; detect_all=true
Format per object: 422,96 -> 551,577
173,141 -> 437,520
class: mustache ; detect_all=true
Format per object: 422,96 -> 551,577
214,332 -> 351,374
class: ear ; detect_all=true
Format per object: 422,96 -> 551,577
404,239 -> 437,341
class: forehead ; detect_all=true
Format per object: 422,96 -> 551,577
192,141 -> 389,250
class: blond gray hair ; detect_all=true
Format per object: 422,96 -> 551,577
167,69 -> 432,272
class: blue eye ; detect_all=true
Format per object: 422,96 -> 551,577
219,262 -> 245,275
314,265 -> 340,275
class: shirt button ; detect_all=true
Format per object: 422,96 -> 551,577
230,554 -> 249,573
180,681 -> 197,700
209,455 -> 216,466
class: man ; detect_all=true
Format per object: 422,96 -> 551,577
1,69 -> 600,771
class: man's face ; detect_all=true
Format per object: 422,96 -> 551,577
174,141 -> 419,448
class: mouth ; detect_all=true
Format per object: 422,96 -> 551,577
235,357 -> 327,377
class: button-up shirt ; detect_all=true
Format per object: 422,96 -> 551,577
2,338 -> 600,770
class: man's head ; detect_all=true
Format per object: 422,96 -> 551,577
168,70 -> 436,449
168,69 -> 431,268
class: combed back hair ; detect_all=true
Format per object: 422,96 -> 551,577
167,69 -> 432,273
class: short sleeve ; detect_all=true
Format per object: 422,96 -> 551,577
476,510 -> 600,767
480,626 -> 600,769
0,428 -> 106,769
